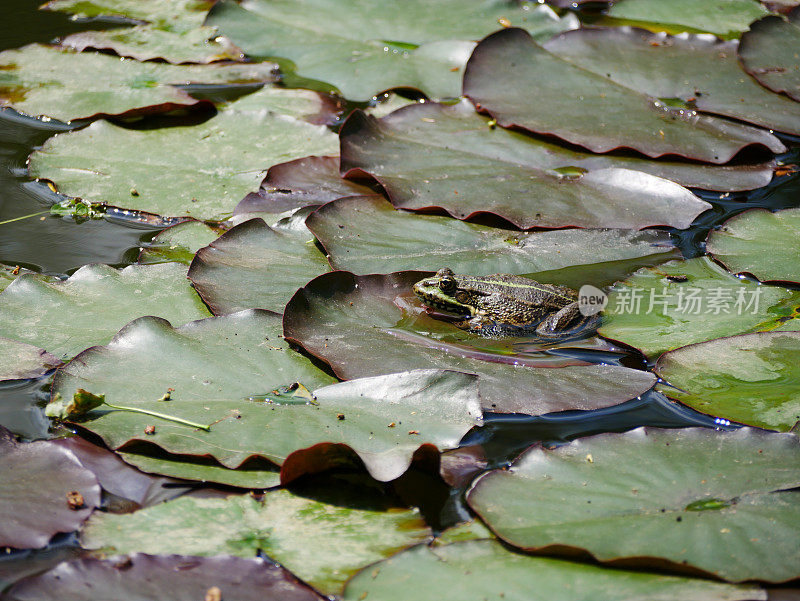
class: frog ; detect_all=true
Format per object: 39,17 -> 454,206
412,268 -> 584,336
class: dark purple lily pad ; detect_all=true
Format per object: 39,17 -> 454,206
740,9 -> 800,102
188,218 -> 330,315
283,271 -> 656,415
339,103 -> 712,230
235,156 -> 379,215
51,437 -> 191,508
464,28 -> 786,164
0,339 -> 59,381
341,101 -> 775,194
0,436 -> 100,549
3,554 -> 324,601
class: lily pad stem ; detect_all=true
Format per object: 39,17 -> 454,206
103,402 -> 211,431
0,210 -> 50,226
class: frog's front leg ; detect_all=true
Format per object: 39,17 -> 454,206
536,301 -> 581,336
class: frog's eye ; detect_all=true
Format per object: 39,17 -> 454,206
439,277 -> 456,293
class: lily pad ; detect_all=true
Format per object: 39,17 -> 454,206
0,44 -> 275,121
283,271 -> 656,415
0,436 -> 100,549
28,87 -> 339,219
45,0 -> 240,63
467,427 -> 800,582
117,450 -> 281,488
49,310 -> 341,476
655,331 -> 800,432
340,103 -> 712,230
4,554 -> 324,601
607,0 -> 769,36
307,196 -> 678,274
80,488 -> 431,595
235,156 -> 379,216
0,339 -> 59,381
0,262 -> 210,360
43,0 -> 211,27
138,221 -> 224,265
598,257 -> 800,358
463,28 -> 786,163
543,28 -> 800,139
60,26 -> 243,65
206,0 -> 574,101
707,208 -> 800,284
342,540 -> 765,601
188,218 -> 329,314
53,316 -> 483,482
51,437 -> 191,508
740,11 -> 800,101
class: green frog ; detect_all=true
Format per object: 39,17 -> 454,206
413,268 -> 583,336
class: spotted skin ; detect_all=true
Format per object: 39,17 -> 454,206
413,268 -> 583,337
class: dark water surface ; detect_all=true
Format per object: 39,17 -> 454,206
0,0 -> 799,578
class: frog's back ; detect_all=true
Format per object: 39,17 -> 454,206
463,273 -> 576,307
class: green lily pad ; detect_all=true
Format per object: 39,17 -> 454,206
188,218 -> 329,314
307,196 -> 678,274
364,93 -> 420,118
464,29 -> 787,164
740,10 -> 800,101
43,0 -> 211,27
707,208 -> 800,284
46,0 -> 240,63
0,265 -> 39,294
0,262 -> 210,360
52,313 -> 481,481
117,450 -> 281,488
49,310 -> 344,473
607,0 -> 769,36
283,271 -> 656,415
467,427 -> 800,583
28,87 -> 339,219
80,488 -> 431,595
340,103 -> 713,230
0,339 -> 59,381
50,310 -> 486,484
1,436 -> 101,549
598,257 -> 800,358
342,540 -> 765,601
4,554 -> 324,601
46,0 -> 239,64
235,156 -> 379,215
543,28 -> 800,139
0,44 -> 275,121
139,221 -> 224,265
655,331 -> 800,432
60,26 -> 244,65
206,0 -> 574,101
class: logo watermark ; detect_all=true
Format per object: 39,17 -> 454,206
578,285 -> 763,316
579,285 -> 608,316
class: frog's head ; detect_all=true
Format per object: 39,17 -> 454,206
413,268 -> 478,316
